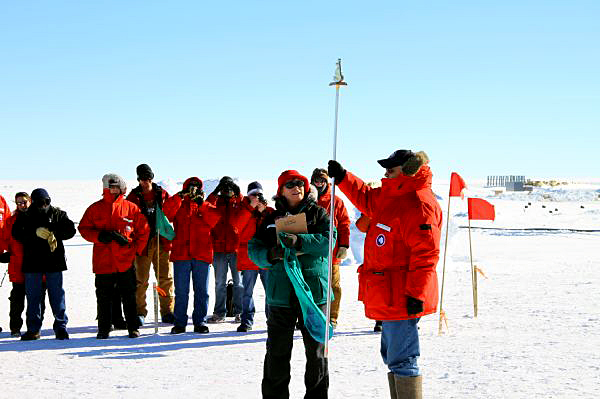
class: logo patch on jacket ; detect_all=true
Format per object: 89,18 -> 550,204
376,234 -> 386,247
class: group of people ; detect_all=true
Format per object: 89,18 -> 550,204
0,149 -> 443,399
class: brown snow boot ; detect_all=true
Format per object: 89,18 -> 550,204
394,375 -> 422,399
387,372 -> 398,399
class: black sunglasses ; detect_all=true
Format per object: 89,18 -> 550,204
284,180 -> 305,189
35,199 -> 51,207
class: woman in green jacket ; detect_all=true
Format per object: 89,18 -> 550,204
248,169 -> 333,399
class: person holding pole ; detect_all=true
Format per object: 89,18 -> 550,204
248,170 -> 333,399
328,150 -> 442,399
126,163 -> 175,325
79,174 -> 149,339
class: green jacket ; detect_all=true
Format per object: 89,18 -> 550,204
248,195 -> 336,307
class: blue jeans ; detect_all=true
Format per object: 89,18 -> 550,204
212,253 -> 242,317
25,272 -> 68,334
381,319 -> 421,377
240,269 -> 269,327
173,260 -> 210,327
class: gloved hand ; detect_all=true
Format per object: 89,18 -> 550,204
279,232 -> 300,249
111,231 -> 130,246
177,189 -> 189,199
47,232 -> 57,252
267,246 -> 284,264
327,160 -> 346,183
190,189 -> 205,205
406,296 -> 423,315
98,230 -> 114,243
336,246 -> 348,259
36,227 -> 52,240
0,251 -> 11,263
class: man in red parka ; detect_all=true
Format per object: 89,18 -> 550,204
162,177 -> 222,334
310,168 -> 350,328
79,174 -> 150,339
328,150 -> 442,399
0,192 -> 47,337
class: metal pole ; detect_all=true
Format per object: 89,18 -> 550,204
155,228 -> 160,333
468,217 -> 477,317
438,196 -> 452,335
325,59 -> 346,357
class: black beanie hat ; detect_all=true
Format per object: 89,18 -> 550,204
220,176 -> 234,185
247,181 -> 263,195
136,163 -> 154,180
31,188 -> 51,204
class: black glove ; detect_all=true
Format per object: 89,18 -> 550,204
191,189 -> 205,205
177,189 -> 188,198
0,251 -> 11,263
257,192 -> 267,205
98,230 -> 114,244
327,160 -> 346,183
279,232 -> 300,249
267,246 -> 284,264
406,296 -> 423,315
231,183 -> 241,196
111,231 -> 130,246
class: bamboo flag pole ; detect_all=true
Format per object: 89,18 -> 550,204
325,59 -> 347,358
438,196 -> 452,334
468,216 -> 478,317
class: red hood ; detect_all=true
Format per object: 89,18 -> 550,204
380,165 -> 433,197
183,177 -> 203,191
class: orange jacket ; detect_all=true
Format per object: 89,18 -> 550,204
3,211 -> 25,283
79,191 -> 150,274
206,192 -> 247,253
355,213 -> 370,233
236,202 -> 274,271
338,166 -> 442,321
162,177 -> 223,263
316,184 -> 351,265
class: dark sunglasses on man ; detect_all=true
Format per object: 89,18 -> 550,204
284,180 -> 305,189
35,199 -> 51,207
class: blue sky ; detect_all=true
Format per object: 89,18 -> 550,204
1,1 -> 599,182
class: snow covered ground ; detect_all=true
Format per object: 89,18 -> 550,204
0,178 -> 599,398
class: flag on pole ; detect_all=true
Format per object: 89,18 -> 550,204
468,198 -> 495,221
156,206 -> 175,240
449,172 -> 466,198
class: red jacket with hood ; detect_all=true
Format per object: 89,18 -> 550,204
126,183 -> 172,252
206,192 -> 247,253
0,195 -> 10,252
162,177 -> 223,263
316,184 -> 351,265
236,201 -> 274,271
337,165 -> 442,321
79,190 -> 150,274
3,211 -> 25,283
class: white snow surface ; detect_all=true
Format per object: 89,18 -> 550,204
0,178 -> 599,398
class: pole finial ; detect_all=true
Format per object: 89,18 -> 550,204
329,58 -> 347,86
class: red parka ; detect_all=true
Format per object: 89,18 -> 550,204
162,177 -> 223,263
0,195 -> 10,252
3,211 -> 25,283
337,166 -> 442,321
79,190 -> 150,275
206,192 -> 246,253
316,184 -> 351,265
126,183 -> 172,252
237,202 -> 274,271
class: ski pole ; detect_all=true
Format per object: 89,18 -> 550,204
325,58 -> 347,357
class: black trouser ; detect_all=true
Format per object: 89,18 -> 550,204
95,267 -> 139,333
9,282 -> 46,333
262,300 -> 329,399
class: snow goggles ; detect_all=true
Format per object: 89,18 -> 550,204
284,180 -> 305,189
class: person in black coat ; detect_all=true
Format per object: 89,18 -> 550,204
12,188 -> 76,340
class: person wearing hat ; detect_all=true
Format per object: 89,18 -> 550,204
126,163 -> 175,325
310,168 -> 351,329
162,177 -> 222,334
0,192 -> 48,337
328,150 -> 442,399
205,176 -> 245,323
12,188 -> 76,340
248,170 -> 333,399
79,174 -> 150,339
235,181 -> 274,332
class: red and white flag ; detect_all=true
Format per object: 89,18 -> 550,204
449,172 -> 466,198
468,198 -> 495,221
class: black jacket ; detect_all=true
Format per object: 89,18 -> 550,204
12,206 -> 76,273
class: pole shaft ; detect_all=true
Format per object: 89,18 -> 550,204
325,84 -> 341,357
438,197 -> 452,334
468,217 -> 477,317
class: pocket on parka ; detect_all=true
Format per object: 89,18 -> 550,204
365,272 -> 392,308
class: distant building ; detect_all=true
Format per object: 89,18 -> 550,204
487,175 -> 531,191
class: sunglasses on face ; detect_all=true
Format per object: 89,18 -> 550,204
284,180 -> 305,189
35,199 -> 51,207
313,178 -> 327,184
16,201 -> 28,206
